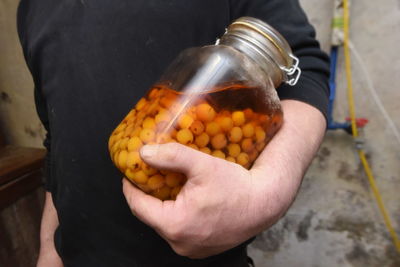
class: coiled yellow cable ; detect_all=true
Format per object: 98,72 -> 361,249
343,0 -> 400,253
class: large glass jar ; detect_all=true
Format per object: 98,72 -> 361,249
108,17 -> 301,200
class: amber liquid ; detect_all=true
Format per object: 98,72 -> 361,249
109,83 -> 283,200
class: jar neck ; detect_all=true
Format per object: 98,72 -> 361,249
217,17 -> 301,87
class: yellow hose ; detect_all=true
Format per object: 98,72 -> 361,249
343,0 -> 400,253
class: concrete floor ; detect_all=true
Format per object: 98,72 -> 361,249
248,0 -> 400,266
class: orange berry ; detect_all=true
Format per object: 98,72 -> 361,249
152,186 -> 171,200
219,117 -> 234,132
236,153 -> 250,166
195,132 -> 210,148
255,126 -> 266,143
142,117 -> 156,129
211,133 -> 227,150
135,98 -> 148,111
227,143 -> 241,157
226,156 -> 236,163
118,150 -> 128,170
165,172 -> 185,187
189,120 -> 205,135
196,103 -> 216,122
148,88 -> 160,99
228,127 -> 243,143
126,151 -> 142,170
114,123 -> 127,134
119,137 -> 130,150
139,128 -> 155,143
188,143 -> 199,150
243,108 -> 254,120
200,147 -> 211,155
232,111 -> 245,126
256,141 -> 266,152
141,162 -> 158,176
148,174 -> 165,190
156,133 -> 172,144
241,138 -> 254,153
131,126 -> 142,137
171,186 -> 182,200
127,136 -> 143,151
242,123 -> 255,138
132,170 -> 149,184
176,128 -> 194,145
155,110 -> 171,124
137,183 -> 152,193
249,149 -> 259,162
205,122 -> 221,136
212,150 -> 226,159
178,114 -> 194,129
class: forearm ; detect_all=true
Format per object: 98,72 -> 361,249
37,192 -> 63,267
251,99 -> 326,226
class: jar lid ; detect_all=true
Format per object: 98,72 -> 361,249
223,17 -> 301,86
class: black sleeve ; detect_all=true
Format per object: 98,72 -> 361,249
229,0 -> 330,121
17,1 -> 53,192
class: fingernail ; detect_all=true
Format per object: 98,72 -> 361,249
141,145 -> 158,158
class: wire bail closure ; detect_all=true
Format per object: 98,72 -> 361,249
282,54 -> 301,86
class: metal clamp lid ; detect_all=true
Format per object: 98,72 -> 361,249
282,54 -> 301,86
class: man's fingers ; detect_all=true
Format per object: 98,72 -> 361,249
122,178 -> 165,228
139,143 -> 214,177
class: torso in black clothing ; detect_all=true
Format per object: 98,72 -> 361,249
17,0 -> 329,266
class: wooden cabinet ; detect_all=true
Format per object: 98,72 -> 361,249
0,132 -> 46,267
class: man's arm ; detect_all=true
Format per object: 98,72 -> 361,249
36,192 -> 63,267
122,99 -> 326,258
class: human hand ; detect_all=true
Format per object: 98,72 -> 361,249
122,100 -> 326,259
122,142 -> 282,259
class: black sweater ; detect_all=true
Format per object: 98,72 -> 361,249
17,0 -> 329,266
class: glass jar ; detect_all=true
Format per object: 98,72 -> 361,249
108,17 -> 301,200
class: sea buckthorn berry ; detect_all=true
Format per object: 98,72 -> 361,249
132,170 -> 149,184
226,156 -> 236,163
170,129 -> 178,139
212,150 -> 226,159
156,133 -> 172,144
148,88 -> 160,99
160,169 -> 169,175
148,174 -> 165,190
178,114 -> 194,129
243,108 -> 254,120
152,186 -> 171,200
242,123 -> 255,138
236,153 -> 250,166
206,122 -> 222,136
232,111 -> 245,126
188,143 -> 199,150
160,95 -> 177,108
127,136 -> 143,151
171,186 -> 182,200
219,117 -> 234,132
249,149 -> 259,162
177,128 -> 194,145
258,114 -> 270,124
155,111 -> 171,124
211,133 -> 227,150
141,162 -> 158,176
137,184 -> 152,193
126,109 -> 136,119
256,141 -> 266,152
241,138 -> 254,153
108,135 -> 116,150
228,127 -> 243,143
200,147 -> 211,154
131,126 -> 142,137
123,125 -> 134,138
139,128 -> 155,143
142,117 -> 156,129
114,123 -> 127,134
125,168 -> 136,181
195,132 -> 210,148
135,98 -> 148,111
189,120 -> 205,136
165,172 -> 185,187
119,137 -> 130,150
196,103 -> 216,122
227,143 -> 241,157
255,126 -> 266,143
113,151 -> 120,168
118,150 -> 128,170
111,140 -> 122,154
126,151 -> 142,170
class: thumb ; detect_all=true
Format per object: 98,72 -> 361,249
139,143 -> 214,177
